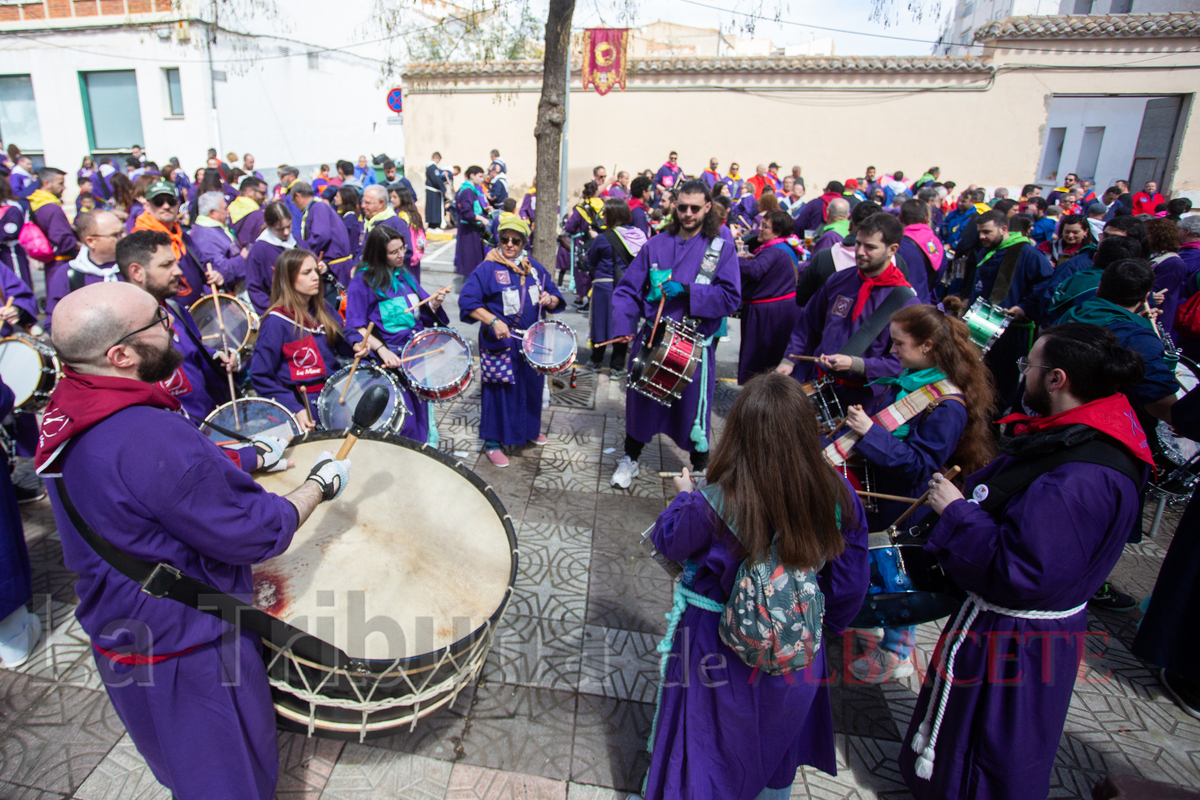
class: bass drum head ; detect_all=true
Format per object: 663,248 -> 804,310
0,336 -> 45,407
199,398 -> 302,445
317,364 -> 405,433
1155,356 -> 1200,467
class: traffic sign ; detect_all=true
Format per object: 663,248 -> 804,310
386,88 -> 403,113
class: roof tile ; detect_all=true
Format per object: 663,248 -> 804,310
974,11 -> 1200,41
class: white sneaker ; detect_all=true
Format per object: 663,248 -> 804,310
0,609 -> 41,668
611,456 -> 639,489
850,646 -> 914,684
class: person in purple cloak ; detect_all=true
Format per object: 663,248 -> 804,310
45,210 -> 124,332
903,323 -> 1151,799
609,179 -> 741,488
635,371 -> 869,800
454,166 -> 489,277
245,202 -> 308,315
28,167 -> 80,289
736,210 -> 803,384
39,280 -> 352,799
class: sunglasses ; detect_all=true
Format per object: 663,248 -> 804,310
149,195 -> 179,208
499,235 -> 525,246
110,306 -> 170,351
677,204 -> 706,214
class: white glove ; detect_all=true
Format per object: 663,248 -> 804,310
250,435 -> 289,472
306,450 -> 350,501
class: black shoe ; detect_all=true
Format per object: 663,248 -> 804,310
15,484 -> 46,504
1161,669 -> 1200,719
1089,582 -> 1137,612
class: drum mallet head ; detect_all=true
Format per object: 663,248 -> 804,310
335,385 -> 390,460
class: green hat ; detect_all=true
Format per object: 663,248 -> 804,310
497,216 -> 531,240
146,178 -> 177,200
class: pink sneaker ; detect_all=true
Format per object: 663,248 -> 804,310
485,449 -> 510,468
530,434 -> 548,445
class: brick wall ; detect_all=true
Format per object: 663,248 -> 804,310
3,0 -> 176,20
73,0 -> 98,16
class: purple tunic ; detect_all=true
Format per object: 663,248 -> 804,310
518,191 -> 535,222
156,298 -> 231,422
0,266 -> 38,336
371,215 -> 418,282
345,269 -> 450,443
811,228 -> 843,255
792,197 -> 826,237
233,208 -> 265,248
1151,252 -> 1197,343
124,201 -> 144,233
896,236 -> 934,304
44,250 -> 121,331
737,245 -> 802,384
249,307 -> 360,416
785,267 -> 916,405
458,257 -> 564,446
245,237 -> 308,316
0,376 -> 30,622
653,164 -> 684,192
0,203 -> 32,287
898,453 -> 1142,800
454,186 -> 487,277
631,203 -> 650,235
301,200 -> 354,286
586,228 -> 638,344
644,486 -> 870,799
565,207 -> 600,297
48,405 -> 296,799
32,198 -> 80,288
612,233 -> 741,450
341,211 -> 363,263
188,223 -> 246,289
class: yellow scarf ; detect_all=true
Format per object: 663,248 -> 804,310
365,206 -> 397,234
28,189 -> 61,214
228,195 -> 259,224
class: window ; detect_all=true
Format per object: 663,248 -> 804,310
79,70 -> 145,152
1109,0 -> 1132,12
1041,127 -> 1067,182
0,75 -> 44,152
164,68 -> 183,116
307,52 -> 319,70
1072,0 -> 1093,13
1076,127 -> 1105,183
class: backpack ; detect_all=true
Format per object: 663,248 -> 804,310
701,485 -> 830,675
18,219 -> 54,263
1176,289 -> 1200,339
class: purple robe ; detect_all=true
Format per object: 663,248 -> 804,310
0,203 -> 33,287
792,197 -> 827,237
643,486 -> 869,799
341,211 -> 363,263
345,269 -> 450,443
233,208 -> 265,248
653,164 -> 684,193
811,228 -> 843,256
898,452 -> 1143,800
458,257 -> 564,447
612,233 -> 741,450
785,267 -> 916,406
585,228 -> 633,344
44,250 -> 121,331
454,186 -> 488,277
245,237 -> 308,316
124,201 -> 144,233
249,307 -> 360,416
0,266 -> 38,336
565,205 -> 601,297
188,223 -> 246,289
300,201 -> 354,286
78,167 -> 111,202
160,298 -> 232,421
1151,252 -> 1197,343
48,405 -> 297,799
370,215 -> 417,283
518,191 -> 535,223
0,377 -> 30,622
631,203 -> 650,236
896,236 -> 934,304
32,198 -> 79,288
737,245 -> 802,385
8,169 -> 35,198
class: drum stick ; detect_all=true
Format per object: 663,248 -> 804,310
648,294 -> 666,349
404,285 -> 453,315
339,322 -> 376,405
593,336 -> 629,348
657,470 -> 708,478
889,465 -> 962,531
396,347 -> 444,365
855,489 -> 922,504
788,354 -> 821,362
201,417 -> 251,443
209,283 -> 240,431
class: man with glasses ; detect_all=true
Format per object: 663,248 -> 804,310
131,179 -> 207,307
609,179 -> 741,488
189,191 -> 249,293
39,280 -> 350,800
116,230 -> 236,422
908,323 -> 1149,800
653,151 -> 685,202
46,210 -> 124,332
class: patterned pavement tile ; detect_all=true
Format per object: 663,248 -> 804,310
546,411 -> 606,447
458,683 -> 576,781
579,625 -> 660,705
320,743 -> 453,799
0,684 -> 124,795
474,453 -> 540,510
590,527 -> 671,583
533,460 -> 601,494
482,614 -> 583,692
509,523 -> 592,624
794,735 -> 911,799
570,694 -> 652,793
824,643 -> 903,742
585,569 -> 674,636
72,734 -> 169,800
0,782 -> 67,799
25,533 -> 78,606
275,730 -> 345,799
538,443 -> 606,467
445,763 -> 568,799
524,488 -> 599,530
0,671 -> 53,732
15,614 -> 101,691
593,495 -> 670,534
360,681 -> 475,762
596,453 -> 665,500
566,784 -> 626,800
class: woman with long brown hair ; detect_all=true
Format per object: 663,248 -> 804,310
839,303 -> 996,683
250,249 -> 366,430
641,372 -> 869,800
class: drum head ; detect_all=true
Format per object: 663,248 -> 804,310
251,434 -> 517,661
523,320 -> 577,370
1156,356 -> 1200,467
200,398 -> 302,445
191,294 -> 252,349
318,365 -> 403,432
401,328 -> 472,391
0,337 -> 44,405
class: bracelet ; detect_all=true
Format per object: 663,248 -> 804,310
488,318 -> 499,329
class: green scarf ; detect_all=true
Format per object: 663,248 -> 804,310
871,367 -> 946,438
1060,297 -> 1152,331
193,214 -> 237,245
820,218 -> 850,238
995,231 -> 1032,251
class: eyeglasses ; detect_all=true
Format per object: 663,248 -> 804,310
149,195 -> 179,208
1016,357 -> 1052,376
110,306 -> 170,352
677,204 -> 705,214
499,235 -> 525,246
92,230 -> 124,240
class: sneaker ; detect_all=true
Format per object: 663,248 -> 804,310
0,610 -> 40,668
1161,669 -> 1200,719
610,368 -> 627,382
530,434 -> 548,446
850,646 -> 915,684
485,449 -> 510,468
15,484 -> 46,504
610,456 -> 639,489
1089,582 -> 1137,612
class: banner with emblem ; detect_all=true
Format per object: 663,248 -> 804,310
582,28 -> 630,96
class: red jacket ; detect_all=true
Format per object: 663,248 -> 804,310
1132,191 -> 1164,216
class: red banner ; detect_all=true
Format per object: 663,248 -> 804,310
582,28 -> 629,96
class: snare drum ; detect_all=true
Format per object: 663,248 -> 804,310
189,293 -> 260,360
0,333 -> 60,412
317,364 -> 408,434
251,431 -> 517,739
400,327 -> 473,402
521,319 -> 577,375
850,541 -> 961,628
1155,356 -> 1200,469
801,377 -> 844,435
962,298 -> 1011,354
199,397 -> 303,445
629,317 -> 704,406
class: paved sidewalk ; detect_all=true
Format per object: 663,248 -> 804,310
1,248 -> 1197,799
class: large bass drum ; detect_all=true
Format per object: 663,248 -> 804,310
250,431 -> 518,740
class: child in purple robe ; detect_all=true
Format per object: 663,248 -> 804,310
640,372 -> 869,800
245,201 -> 307,315
459,217 -> 563,468
345,225 -> 451,445
585,199 -> 646,372
251,249 -> 365,430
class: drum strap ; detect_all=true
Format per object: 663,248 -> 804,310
987,243 -> 1027,306
823,380 -> 961,468
53,477 -> 361,672
840,285 -> 918,359
683,237 -> 725,329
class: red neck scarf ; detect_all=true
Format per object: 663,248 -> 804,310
852,263 -> 909,321
628,198 -> 646,212
998,393 -> 1154,467
35,367 -> 181,475
820,191 -> 841,220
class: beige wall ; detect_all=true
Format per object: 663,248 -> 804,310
404,40 -> 1199,206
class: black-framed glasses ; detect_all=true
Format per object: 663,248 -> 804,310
499,235 -> 525,246
149,194 -> 179,208
1016,357 -> 1052,376
110,306 -> 170,351
677,204 -> 705,214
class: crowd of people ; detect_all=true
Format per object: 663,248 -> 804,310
0,137 -> 1199,800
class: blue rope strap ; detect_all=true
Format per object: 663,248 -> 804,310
426,401 -> 439,447
690,337 -> 714,453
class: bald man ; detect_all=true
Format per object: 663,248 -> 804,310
38,281 -> 350,800
45,209 -> 124,331
811,198 -> 851,255
361,183 -> 417,278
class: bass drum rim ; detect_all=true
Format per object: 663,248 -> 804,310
0,332 -> 61,412
400,327 -> 474,402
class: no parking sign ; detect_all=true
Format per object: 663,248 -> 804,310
386,88 -> 403,113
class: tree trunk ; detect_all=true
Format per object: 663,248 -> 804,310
531,0 -> 574,268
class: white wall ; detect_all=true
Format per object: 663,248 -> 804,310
1038,95 -> 1161,191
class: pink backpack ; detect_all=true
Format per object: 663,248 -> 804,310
17,218 -> 54,263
